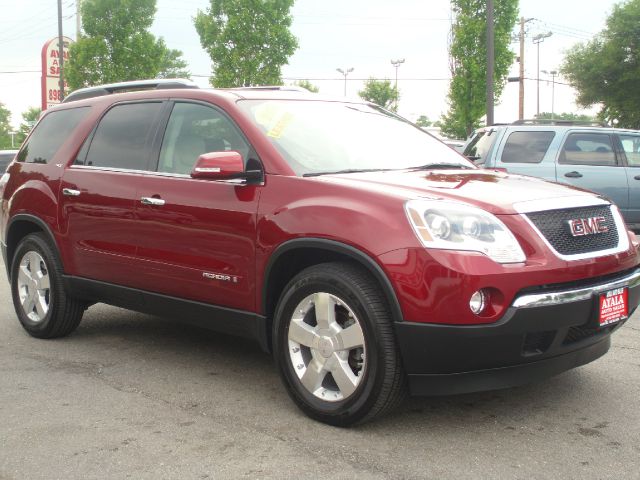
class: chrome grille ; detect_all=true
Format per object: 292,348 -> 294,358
525,205 -> 619,256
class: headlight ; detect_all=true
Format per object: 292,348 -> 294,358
405,200 -> 526,263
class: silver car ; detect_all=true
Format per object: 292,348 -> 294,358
464,120 -> 640,230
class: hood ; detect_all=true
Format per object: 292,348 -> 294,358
314,169 -> 603,215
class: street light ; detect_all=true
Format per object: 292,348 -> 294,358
532,31 -> 552,117
390,58 -> 405,109
542,69 -> 558,119
336,67 -> 354,96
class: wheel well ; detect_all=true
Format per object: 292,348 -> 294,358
264,248 -> 350,320
263,245 -> 403,346
6,220 -> 46,277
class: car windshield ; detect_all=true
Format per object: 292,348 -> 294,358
463,129 -> 496,165
238,100 -> 473,176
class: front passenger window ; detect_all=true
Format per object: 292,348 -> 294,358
158,103 -> 249,175
500,131 -> 554,164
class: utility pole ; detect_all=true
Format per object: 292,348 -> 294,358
486,0 -> 494,126
390,58 -> 405,110
518,17 -> 534,120
57,0 -> 64,101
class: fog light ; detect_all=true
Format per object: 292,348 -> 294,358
469,290 -> 487,315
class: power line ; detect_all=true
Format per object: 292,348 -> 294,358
0,10 -> 58,40
545,21 -> 595,37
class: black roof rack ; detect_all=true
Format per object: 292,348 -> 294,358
511,118 -> 608,127
62,78 -> 198,104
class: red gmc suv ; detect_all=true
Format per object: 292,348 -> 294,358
1,80 -> 639,426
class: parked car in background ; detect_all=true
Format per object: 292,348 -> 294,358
463,120 -> 640,230
0,150 -> 18,172
2,82 -> 639,426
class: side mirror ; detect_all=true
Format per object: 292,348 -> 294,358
191,151 -> 245,180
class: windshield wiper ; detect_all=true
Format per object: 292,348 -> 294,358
303,168 -> 393,177
406,163 -> 473,171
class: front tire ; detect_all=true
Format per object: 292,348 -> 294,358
10,233 -> 84,338
273,262 -> 406,426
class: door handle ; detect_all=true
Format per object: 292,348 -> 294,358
634,175 -> 640,180
62,188 -> 80,196
564,171 -> 583,178
140,196 -> 165,206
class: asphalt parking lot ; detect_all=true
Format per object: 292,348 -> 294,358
0,266 -> 639,480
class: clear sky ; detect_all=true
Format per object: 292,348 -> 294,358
0,0 -> 622,133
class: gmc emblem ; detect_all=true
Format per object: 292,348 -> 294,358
567,216 -> 608,237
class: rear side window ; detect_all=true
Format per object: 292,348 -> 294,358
500,131 -> 554,164
620,134 -> 640,167
82,102 -> 162,170
16,107 -> 88,164
559,133 -> 616,166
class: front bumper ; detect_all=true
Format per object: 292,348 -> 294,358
395,268 -> 640,396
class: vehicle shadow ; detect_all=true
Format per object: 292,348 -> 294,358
69,304 -> 607,435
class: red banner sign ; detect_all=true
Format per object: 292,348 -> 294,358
41,36 -> 73,111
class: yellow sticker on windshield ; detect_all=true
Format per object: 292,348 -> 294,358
267,112 -> 293,139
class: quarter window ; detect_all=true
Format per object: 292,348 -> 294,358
82,102 -> 162,170
559,133 -> 616,166
17,107 -> 89,164
620,134 -> 640,167
500,131 -> 554,164
157,102 -> 249,175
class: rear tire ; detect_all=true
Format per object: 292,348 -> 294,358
273,262 -> 406,426
10,233 -> 84,338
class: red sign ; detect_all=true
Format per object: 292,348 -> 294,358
599,287 -> 628,326
41,36 -> 73,111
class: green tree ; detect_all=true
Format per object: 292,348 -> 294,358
16,107 -> 42,145
194,0 -> 298,87
294,79 -> 319,93
66,0 -> 188,90
358,78 -> 399,112
0,103 -> 14,149
561,0 -> 640,128
440,0 -> 518,139
157,46 -> 191,79
415,115 -> 432,127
